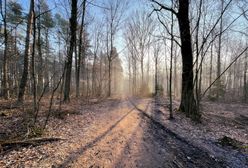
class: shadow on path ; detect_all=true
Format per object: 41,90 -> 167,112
113,119 -> 142,167
58,107 -> 135,168
128,97 -> 226,168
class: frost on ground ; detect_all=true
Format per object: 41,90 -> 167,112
0,97 -> 247,168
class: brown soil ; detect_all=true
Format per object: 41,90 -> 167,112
0,98 -> 247,168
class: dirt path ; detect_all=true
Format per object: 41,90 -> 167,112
55,98 -> 224,168
1,98 -> 246,167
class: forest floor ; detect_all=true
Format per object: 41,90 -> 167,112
0,97 -> 248,168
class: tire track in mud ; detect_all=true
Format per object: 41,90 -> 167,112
128,98 -> 227,168
51,98 -> 227,168
60,98 -> 227,168
1,99 -> 245,168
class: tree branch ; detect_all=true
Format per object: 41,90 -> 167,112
150,0 -> 177,16
201,46 -> 248,98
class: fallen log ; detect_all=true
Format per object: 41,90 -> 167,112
0,137 -> 66,152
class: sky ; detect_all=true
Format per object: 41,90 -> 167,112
14,0 -> 248,59
15,0 -> 146,73
17,0 -> 143,50
8,0 -> 248,77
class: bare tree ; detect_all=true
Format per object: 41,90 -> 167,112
31,2 -> 37,114
0,0 -> 9,99
91,22 -> 103,96
169,0 -> 174,119
244,49 -> 248,102
125,11 -> 154,95
76,0 -> 86,98
17,0 -> 35,103
104,0 -> 127,97
151,0 -> 200,120
216,0 -> 224,100
153,41 -> 160,95
37,0 -> 43,96
64,0 -> 77,102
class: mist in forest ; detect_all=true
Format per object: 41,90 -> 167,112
0,0 -> 248,167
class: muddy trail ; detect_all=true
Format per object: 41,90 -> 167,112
0,98 -> 247,168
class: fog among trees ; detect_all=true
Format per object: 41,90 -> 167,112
0,0 -> 248,167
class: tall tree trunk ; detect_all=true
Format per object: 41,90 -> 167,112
92,53 -> 97,96
165,59 -> 169,96
37,2 -> 43,96
169,2 -> 174,119
244,51 -> 248,102
2,0 -> 9,99
216,0 -> 224,100
173,48 -> 177,98
86,63 -> 90,99
146,46 -> 150,88
209,40 -> 214,94
14,29 -> 19,96
31,10 -> 37,114
99,56 -> 103,96
76,0 -> 86,98
108,59 -> 112,97
133,57 -> 137,95
75,39 -> 78,91
18,0 -> 35,102
198,50 -> 203,96
155,54 -> 158,95
64,0 -> 77,102
44,29 -> 49,90
108,27 -> 114,97
141,57 -> 144,85
178,0 -> 200,120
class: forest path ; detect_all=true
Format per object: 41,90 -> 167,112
54,98 -> 225,168
2,98 -> 242,168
